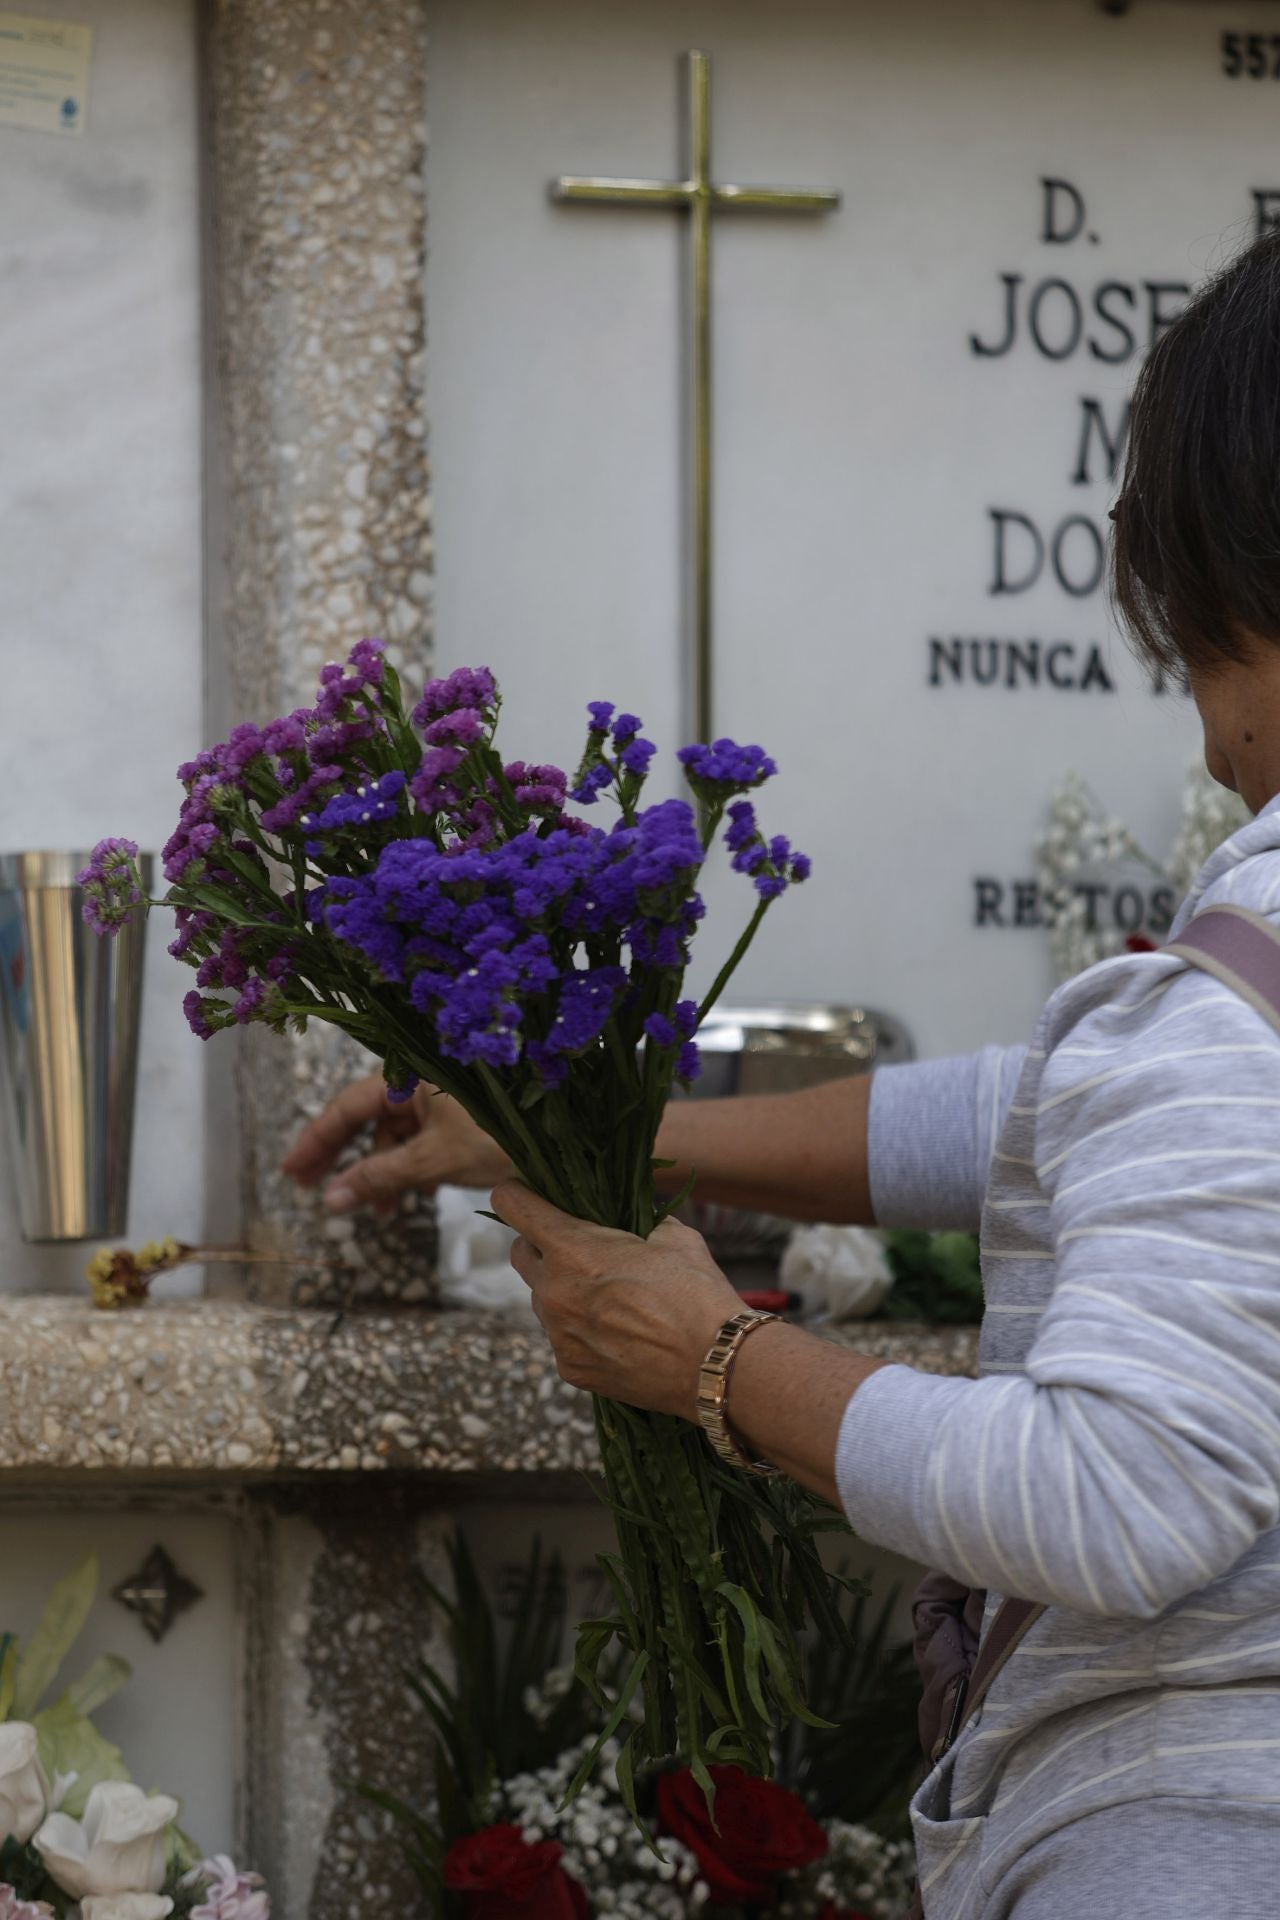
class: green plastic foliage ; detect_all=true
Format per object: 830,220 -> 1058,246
32,1696 -> 131,1819
12,1554 -> 99,1721
3,1556 -> 135,1821
0,1637 -> 16,1721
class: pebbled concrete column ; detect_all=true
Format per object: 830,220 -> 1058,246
204,0 -> 436,1304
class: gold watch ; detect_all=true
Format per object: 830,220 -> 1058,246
696,1309 -> 781,1476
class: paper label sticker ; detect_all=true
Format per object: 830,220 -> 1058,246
0,12 -> 91,137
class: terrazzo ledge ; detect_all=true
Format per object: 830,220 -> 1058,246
0,1298 -> 978,1480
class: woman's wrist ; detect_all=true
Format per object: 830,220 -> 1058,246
717,1320 -> 887,1505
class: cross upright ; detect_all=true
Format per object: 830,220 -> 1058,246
552,50 -> 840,750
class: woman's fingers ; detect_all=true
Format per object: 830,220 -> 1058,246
509,1233 -> 541,1286
323,1138 -> 432,1213
490,1180 -> 572,1249
281,1074 -> 399,1184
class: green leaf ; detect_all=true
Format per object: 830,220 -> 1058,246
13,1554 -> 97,1720
63,1654 -> 131,1719
562,1650 -> 648,1806
32,1695 -> 130,1817
0,1637 -> 16,1720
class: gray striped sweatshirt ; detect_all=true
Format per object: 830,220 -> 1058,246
836,790 -> 1280,1916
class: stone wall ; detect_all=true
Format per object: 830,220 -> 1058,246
204,0 -> 435,1307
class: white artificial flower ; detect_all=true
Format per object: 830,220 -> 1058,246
781,1223 -> 893,1321
0,1723 -> 50,1845
80,1897 -> 174,1920
33,1781 -> 177,1899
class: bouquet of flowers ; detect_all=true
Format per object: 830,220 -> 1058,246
442,1742 -> 911,1920
83,642 -> 848,1801
363,1534 -> 916,1919
0,1558 -> 268,1919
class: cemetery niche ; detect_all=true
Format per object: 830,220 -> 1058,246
1,1 -> 1277,1917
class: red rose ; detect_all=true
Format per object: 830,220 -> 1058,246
445,1823 -> 588,1919
656,1764 -> 828,1904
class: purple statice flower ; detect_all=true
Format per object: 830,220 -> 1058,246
196,927 -> 250,992
410,745 -> 466,815
77,838 -> 144,935
185,1855 -> 271,1920
543,965 -> 627,1059
724,800 -> 757,852
612,712 -> 642,745
321,877 -> 411,983
644,1012 -> 678,1047
674,998 -> 699,1037
423,707 -> 487,750
677,1040 -> 701,1083
260,762 -> 343,835
261,710 -> 311,758
677,737 -> 777,795
310,770 -> 405,833
221,722 -> 268,774
233,975 -> 268,1024
163,817 -> 220,884
569,761 -> 612,806
169,906 -> 217,963
587,700 -> 615,734
183,989 -> 220,1040
411,665 -> 497,730
315,637 -> 387,720
386,1075 -> 420,1104
722,799 -> 809,897
619,736 -> 656,778
504,761 -> 567,817
306,717 -> 379,764
177,749 -> 222,786
348,637 -> 386,684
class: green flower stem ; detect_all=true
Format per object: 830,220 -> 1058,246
697,897 -> 770,1025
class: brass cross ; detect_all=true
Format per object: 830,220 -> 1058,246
552,50 -> 840,748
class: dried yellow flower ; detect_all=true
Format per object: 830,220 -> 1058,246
85,1238 -> 185,1310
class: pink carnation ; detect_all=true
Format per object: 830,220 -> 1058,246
0,1888 -> 54,1919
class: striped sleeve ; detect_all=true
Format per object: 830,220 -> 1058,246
839,975 -> 1280,1617
868,1044 -> 1027,1230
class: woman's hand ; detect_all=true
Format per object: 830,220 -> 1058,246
281,1073 -> 514,1213
491,1181 -> 743,1419
493,1180 -> 888,1504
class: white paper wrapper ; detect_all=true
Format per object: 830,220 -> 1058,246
780,1223 -> 894,1322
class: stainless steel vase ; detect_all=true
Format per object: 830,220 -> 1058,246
0,850 -> 151,1241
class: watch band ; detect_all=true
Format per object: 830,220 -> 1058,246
696,1309 -> 781,1476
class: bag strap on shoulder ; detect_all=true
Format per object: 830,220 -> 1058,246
1166,903 -> 1280,1035
930,1596 -> 1043,1764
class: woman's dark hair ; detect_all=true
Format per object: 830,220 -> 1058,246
1112,226 -> 1280,683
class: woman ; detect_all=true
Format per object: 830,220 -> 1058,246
285,231 -> 1280,1916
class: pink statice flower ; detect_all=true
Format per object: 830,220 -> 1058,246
184,1857 -> 270,1920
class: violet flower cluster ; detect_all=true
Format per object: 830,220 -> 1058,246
80,641 -> 807,1123
80,641 -> 824,1791
77,840 -> 144,934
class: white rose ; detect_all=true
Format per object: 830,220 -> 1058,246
80,1900 -> 174,1920
33,1781 -> 178,1899
0,1721 -> 50,1845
